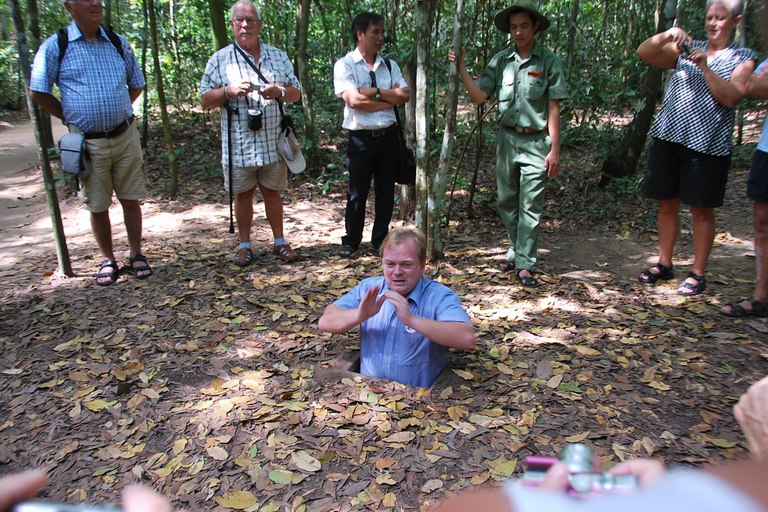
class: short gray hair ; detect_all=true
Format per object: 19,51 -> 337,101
230,0 -> 261,21
706,0 -> 744,17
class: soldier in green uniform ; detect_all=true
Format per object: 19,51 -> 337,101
450,0 -> 568,287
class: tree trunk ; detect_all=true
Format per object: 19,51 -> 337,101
734,0 -> 749,146
565,0 -> 579,78
599,0 -> 677,181
208,0 -> 228,51
25,0 -> 53,151
103,0 -> 112,29
147,0 -> 179,197
141,0 -> 149,149
414,0 -> 435,234
428,0 -> 463,261
10,0 -> 72,277
399,51 -> 417,221
296,0 -> 318,175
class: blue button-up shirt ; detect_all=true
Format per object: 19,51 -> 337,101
30,22 -> 146,133
334,276 -> 471,388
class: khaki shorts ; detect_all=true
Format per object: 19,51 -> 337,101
76,124 -> 147,212
224,161 -> 287,194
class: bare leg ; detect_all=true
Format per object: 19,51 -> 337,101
234,186 -> 257,243
642,199 -> 679,281
259,184 -> 284,240
91,209 -> 117,285
119,198 -> 150,278
686,206 -> 716,284
754,202 -> 768,303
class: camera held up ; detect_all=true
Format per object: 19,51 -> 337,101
522,443 -> 638,497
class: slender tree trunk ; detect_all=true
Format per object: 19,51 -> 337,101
208,0 -> 228,51
735,0 -> 749,145
428,0 -> 463,261
622,0 -> 636,80
399,51 -> 417,221
103,0 -> 112,28
296,0 -> 317,174
169,0 -> 180,64
599,0 -> 677,181
10,0 -> 72,277
25,0 -> 53,151
414,0 -> 435,234
140,0 -> 149,149
147,0 -> 179,196
565,0 -> 579,78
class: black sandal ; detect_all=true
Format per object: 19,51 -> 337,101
678,271 -> 706,296
721,299 -> 768,318
515,269 -> 539,287
95,260 -> 119,286
339,244 -> 358,258
129,254 -> 153,279
498,260 -> 515,272
639,263 -> 674,284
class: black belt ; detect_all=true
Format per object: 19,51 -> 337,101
349,124 -> 397,138
504,125 -> 546,134
83,116 -> 135,140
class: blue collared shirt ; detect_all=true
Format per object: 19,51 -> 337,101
333,276 -> 471,388
30,22 -> 146,133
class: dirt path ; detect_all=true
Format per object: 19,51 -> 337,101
0,119 -> 71,270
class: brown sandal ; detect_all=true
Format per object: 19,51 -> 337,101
234,247 -> 255,267
273,243 -> 298,262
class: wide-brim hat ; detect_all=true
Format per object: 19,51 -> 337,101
277,129 -> 306,174
493,0 -> 550,33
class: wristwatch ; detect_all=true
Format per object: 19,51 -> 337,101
374,88 -> 381,100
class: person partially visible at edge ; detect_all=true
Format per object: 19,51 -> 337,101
636,0 -> 756,296
200,0 -> 302,267
449,0 -> 568,288
722,0 -> 768,317
333,12 -> 410,259
318,227 -> 475,388
29,0 -> 151,286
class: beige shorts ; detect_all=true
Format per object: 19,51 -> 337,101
224,161 -> 287,194
77,124 -> 147,212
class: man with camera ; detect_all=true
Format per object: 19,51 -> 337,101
200,0 -> 302,267
333,12 -> 410,258
450,0 -> 568,287
29,0 -> 150,286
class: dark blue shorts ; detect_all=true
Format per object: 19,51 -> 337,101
748,149 -> 768,204
643,138 -> 731,208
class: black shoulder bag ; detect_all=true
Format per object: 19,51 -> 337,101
383,59 -> 415,186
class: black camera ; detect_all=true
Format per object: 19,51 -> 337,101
679,41 -> 691,58
247,108 -> 263,131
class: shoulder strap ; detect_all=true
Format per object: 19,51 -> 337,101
233,44 -> 285,120
383,58 -> 406,142
57,25 -> 124,64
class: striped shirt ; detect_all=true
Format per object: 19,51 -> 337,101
200,42 -> 301,169
649,40 -> 756,156
333,48 -> 407,130
29,22 -> 145,133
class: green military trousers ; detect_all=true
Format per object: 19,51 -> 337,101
495,127 -> 550,270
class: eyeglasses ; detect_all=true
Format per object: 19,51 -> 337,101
369,71 -> 377,88
232,18 -> 259,25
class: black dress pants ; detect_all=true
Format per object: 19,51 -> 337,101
342,129 -> 399,249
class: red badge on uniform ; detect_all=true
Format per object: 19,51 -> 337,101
528,71 -> 541,77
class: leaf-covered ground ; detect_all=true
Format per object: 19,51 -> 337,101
0,117 -> 766,511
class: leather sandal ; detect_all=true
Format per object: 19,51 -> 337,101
721,299 -> 768,318
273,243 -> 298,262
234,247 -> 255,267
95,260 -> 119,286
498,260 -> 515,272
678,271 -> 706,296
129,254 -> 153,279
515,269 -> 539,287
639,262 -> 674,284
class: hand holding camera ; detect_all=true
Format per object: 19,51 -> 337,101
523,444 -> 664,497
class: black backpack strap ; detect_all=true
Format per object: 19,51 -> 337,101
57,28 -> 68,64
57,25 -> 124,64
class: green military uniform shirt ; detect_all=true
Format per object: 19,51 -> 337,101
476,40 -> 568,131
